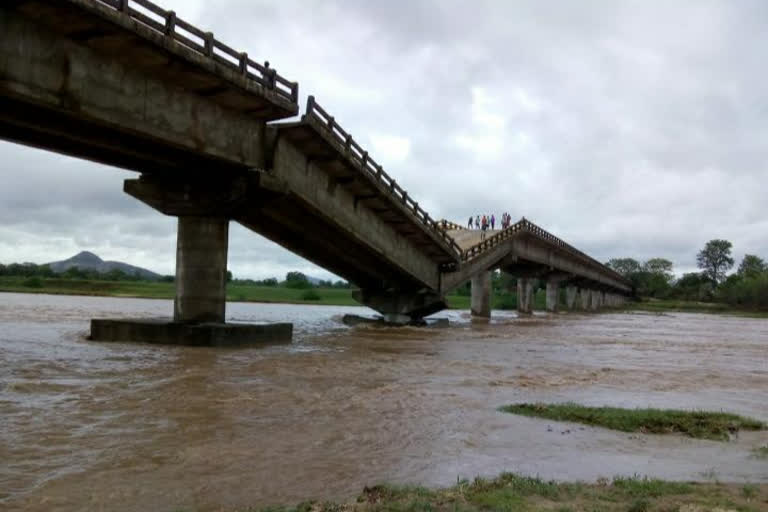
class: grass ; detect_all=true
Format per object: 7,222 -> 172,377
499,403 -> 766,441
0,276 -> 534,311
627,299 -> 768,318
248,473 -> 768,511
752,445 -> 768,459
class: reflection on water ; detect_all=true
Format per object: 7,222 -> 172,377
1,292 -> 767,511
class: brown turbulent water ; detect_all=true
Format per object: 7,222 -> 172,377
1,292 -> 767,511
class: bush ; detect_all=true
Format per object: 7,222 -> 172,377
301,289 -> 321,301
22,277 -> 43,288
495,293 -> 516,310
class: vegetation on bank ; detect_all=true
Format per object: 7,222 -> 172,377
0,275 -> 534,310
608,238 -> 768,311
499,403 -> 766,441
252,473 -> 768,511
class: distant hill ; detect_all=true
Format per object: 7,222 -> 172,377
47,251 -> 161,280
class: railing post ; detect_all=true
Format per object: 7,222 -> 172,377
204,32 -> 214,57
361,151 -> 368,168
239,52 -> 248,75
291,83 -> 299,103
376,164 -> 383,179
164,10 -> 176,35
306,95 -> 316,116
117,0 -> 128,12
327,116 -> 334,130
345,134 -> 352,153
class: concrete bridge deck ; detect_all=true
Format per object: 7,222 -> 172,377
0,0 -> 633,342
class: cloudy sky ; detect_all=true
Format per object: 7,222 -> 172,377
2,0 -> 767,279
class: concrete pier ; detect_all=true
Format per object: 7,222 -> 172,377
174,216 -> 229,324
471,271 -> 492,317
545,280 -> 560,312
566,285 -> 578,310
517,277 -> 534,314
579,288 -> 591,310
590,289 -> 600,310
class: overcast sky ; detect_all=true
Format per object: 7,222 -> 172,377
2,0 -> 767,279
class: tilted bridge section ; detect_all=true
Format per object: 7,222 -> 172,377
0,0 -> 631,339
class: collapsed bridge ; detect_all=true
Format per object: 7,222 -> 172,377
0,0 -> 631,341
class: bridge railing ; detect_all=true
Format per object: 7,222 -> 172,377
89,0 -> 299,103
303,96 -> 463,257
437,220 -> 467,231
461,218 -> 629,285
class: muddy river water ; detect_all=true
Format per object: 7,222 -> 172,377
1,292 -> 767,511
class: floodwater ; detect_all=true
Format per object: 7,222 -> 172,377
1,292 -> 767,511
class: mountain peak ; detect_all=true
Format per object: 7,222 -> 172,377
70,251 -> 103,264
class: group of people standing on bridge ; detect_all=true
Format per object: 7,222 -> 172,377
467,212 -> 514,240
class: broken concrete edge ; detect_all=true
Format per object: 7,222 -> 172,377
341,314 -> 449,328
89,318 -> 292,347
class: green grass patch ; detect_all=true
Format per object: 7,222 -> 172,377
499,402 -> 766,441
627,299 -> 768,318
253,473 -> 767,511
751,445 -> 768,459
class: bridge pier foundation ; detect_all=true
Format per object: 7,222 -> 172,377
90,178 -> 293,346
517,277 -> 534,314
471,271 -> 492,318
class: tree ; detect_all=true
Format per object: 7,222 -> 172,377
696,239 -> 734,286
284,271 -> 310,289
671,272 -> 711,301
606,258 -> 641,277
642,258 -> 674,283
737,254 -> 766,278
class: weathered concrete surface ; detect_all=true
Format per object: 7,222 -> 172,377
566,286 -> 578,310
0,5 -> 284,173
579,288 -> 592,310
174,217 -> 229,324
545,281 -> 560,313
442,230 -> 631,294
517,278 -> 534,314
470,271 -> 491,317
351,289 -> 446,324
590,289 -> 601,311
90,318 -> 292,346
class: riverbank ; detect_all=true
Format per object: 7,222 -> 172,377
254,473 -> 768,511
4,277 -> 768,316
0,276 -> 537,310
626,298 -> 768,318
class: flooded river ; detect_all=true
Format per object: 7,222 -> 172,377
1,292 -> 767,511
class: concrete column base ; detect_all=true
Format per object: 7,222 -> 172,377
90,318 -> 293,346
471,271 -> 492,318
517,277 -> 534,314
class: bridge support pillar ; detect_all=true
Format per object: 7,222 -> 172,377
517,278 -> 534,314
471,271 -> 492,318
545,280 -> 560,312
565,286 -> 578,310
590,290 -> 601,310
174,216 -> 229,324
90,177 -> 293,345
579,288 -> 591,310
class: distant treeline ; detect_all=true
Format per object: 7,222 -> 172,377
607,239 -> 768,309
0,263 -> 351,289
0,263 -> 162,282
